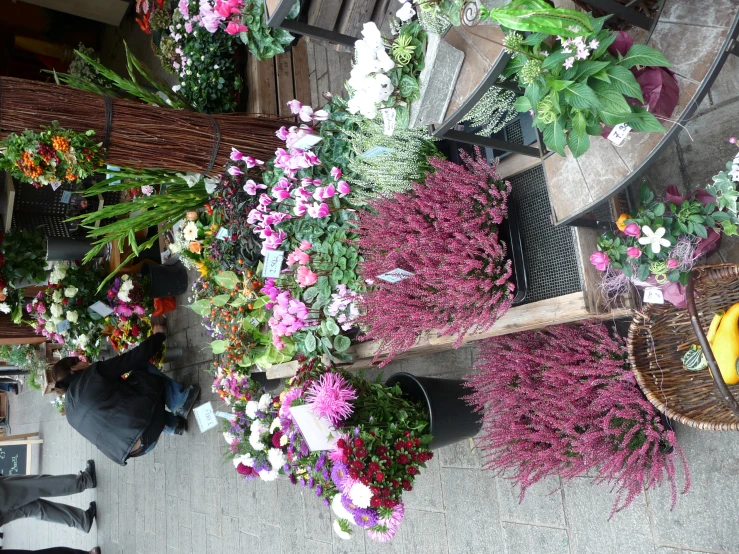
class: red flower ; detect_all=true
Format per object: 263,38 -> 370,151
368,462 -> 380,473
401,480 -> 413,491
397,454 -> 409,465
382,498 -> 397,509
62,298 -> 69,305
236,463 -> 253,476
404,431 -> 411,437
348,468 -> 359,480
131,326 -> 141,338
394,441 -> 405,451
376,446 -> 388,456
350,460 -> 364,471
407,466 -> 419,476
375,472 -> 385,483
355,448 -> 368,459
354,438 -> 364,448
370,497 -> 381,508
271,431 -> 283,448
337,438 -> 346,449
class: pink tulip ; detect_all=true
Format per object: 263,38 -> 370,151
589,251 -> 610,271
626,247 -> 642,258
623,223 -> 641,238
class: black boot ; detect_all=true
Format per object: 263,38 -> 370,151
85,501 -> 97,533
83,459 -> 97,488
173,416 -> 188,435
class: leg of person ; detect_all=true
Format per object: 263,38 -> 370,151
0,382 -> 18,394
0,500 -> 96,532
161,411 -> 186,436
2,547 -> 98,554
0,466 -> 95,510
145,364 -> 200,418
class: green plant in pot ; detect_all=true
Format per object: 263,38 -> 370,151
503,17 -> 671,158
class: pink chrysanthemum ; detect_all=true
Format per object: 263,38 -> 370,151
367,524 -> 396,543
305,373 -> 357,425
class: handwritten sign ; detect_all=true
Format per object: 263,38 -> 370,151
643,287 -> 665,304
359,146 -> 394,159
291,133 -> 323,150
89,301 -> 114,318
215,227 -> 229,241
262,250 -> 285,279
0,444 -> 27,475
607,123 -> 632,146
382,108 -> 397,136
193,402 -> 218,432
289,404 -> 339,451
60,191 -> 72,204
377,268 -> 415,283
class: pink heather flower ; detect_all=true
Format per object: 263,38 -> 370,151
623,223 -> 641,238
667,259 -> 678,269
228,166 -> 244,176
563,57 -> 575,70
243,180 -> 266,195
304,373 -> 357,425
296,265 -> 318,287
626,247 -> 642,258
287,99 -> 302,114
298,105 -> 314,122
337,181 -> 351,197
300,240 -> 312,251
331,167 -> 342,180
590,251 -> 609,271
307,202 -> 330,218
230,147 -> 243,161
276,126 -> 289,141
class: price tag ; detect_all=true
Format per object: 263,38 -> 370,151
216,227 -> 229,240
249,317 -> 260,327
89,301 -> 114,317
56,320 -> 71,333
382,108 -> 397,136
359,146 -> 394,159
291,133 -> 323,150
607,123 -> 632,146
216,411 -> 236,422
643,287 -> 665,304
262,250 -> 285,279
193,402 -> 218,432
50,181 -> 63,191
60,191 -> 72,204
377,268 -> 415,283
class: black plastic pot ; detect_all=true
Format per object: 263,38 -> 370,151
141,261 -> 189,298
385,372 -> 481,449
46,237 -> 93,262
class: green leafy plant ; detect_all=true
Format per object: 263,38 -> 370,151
2,229 -> 47,285
68,43 -> 107,88
238,0 -> 294,61
481,0 -> 593,37
505,17 -> 670,158
459,84 -> 518,137
706,153 -> 739,236
0,345 -> 47,391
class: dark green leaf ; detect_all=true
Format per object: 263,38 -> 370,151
620,44 -> 671,69
567,130 -> 590,158
605,64 -> 644,102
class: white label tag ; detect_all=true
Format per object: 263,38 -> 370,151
50,181 -> 63,191
382,108 -> 397,136
262,250 -> 285,279
193,402 -> 218,432
289,404 -> 339,451
89,301 -> 114,317
291,133 -> 323,150
359,146 -> 394,159
249,317 -> 260,327
607,123 -> 631,146
643,287 -> 665,304
216,411 -> 236,422
377,268 -> 415,283
216,227 -> 229,240
60,191 -> 72,204
56,320 -> 71,333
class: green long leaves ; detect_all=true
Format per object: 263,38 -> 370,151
482,0 -> 593,38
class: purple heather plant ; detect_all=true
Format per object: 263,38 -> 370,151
464,322 -> 690,517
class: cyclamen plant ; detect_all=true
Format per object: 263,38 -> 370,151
464,322 -> 690,516
357,147 -> 514,365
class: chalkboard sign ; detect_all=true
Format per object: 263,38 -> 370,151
0,443 -> 27,475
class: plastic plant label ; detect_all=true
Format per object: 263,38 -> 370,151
607,123 -> 632,146
56,320 -> 71,333
289,404 -> 339,451
291,133 -> 323,150
215,227 -> 229,240
60,191 -> 72,204
643,287 -> 665,304
89,301 -> 114,318
262,250 -> 285,279
377,268 -> 415,283
215,411 -> 236,422
50,181 -> 63,191
382,108 -> 397,136
359,146 -> 394,159
193,402 -> 218,432
249,317 -> 260,327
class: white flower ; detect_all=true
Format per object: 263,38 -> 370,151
64,286 -> 78,298
280,434 -> 288,447
50,303 -> 64,319
333,519 -> 353,540
76,334 -> 89,350
331,495 -> 353,520
638,225 -> 671,254
52,290 -> 63,303
0,303 -> 10,314
250,420 -> 267,437
177,172 -> 202,188
66,310 -> 79,323
117,280 -> 134,303
45,320 -> 56,333
258,393 -> 272,412
183,222 -> 199,242
267,448 -> 287,471
361,22 -> 383,49
204,177 -> 219,194
244,400 -> 259,419
348,482 -> 373,508
232,453 -> 254,468
169,242 -> 181,254
375,48 -> 396,72
269,417 -> 282,433
396,2 -> 416,22
49,263 -> 69,285
223,432 -> 238,445
249,434 -> 266,451
172,84 -> 182,93
258,469 -> 279,481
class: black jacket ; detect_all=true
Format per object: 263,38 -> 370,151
65,333 -> 166,466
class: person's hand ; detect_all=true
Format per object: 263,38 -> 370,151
153,324 -> 166,335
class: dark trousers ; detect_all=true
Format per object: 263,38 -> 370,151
2,549 -> 89,554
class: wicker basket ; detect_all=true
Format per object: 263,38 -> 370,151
628,264 -> 739,431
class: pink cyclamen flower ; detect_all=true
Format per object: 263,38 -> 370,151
293,202 -> 307,217
304,372 -> 357,425
337,181 -> 351,197
307,202 -> 330,218
272,188 -> 291,202
590,251 -> 610,271
300,240 -> 312,251
230,147 -> 243,161
296,265 -> 318,287
228,165 -> 243,176
667,259 -> 678,269
312,109 -> 329,121
276,126 -> 290,141
623,223 -> 641,238
331,167 -> 342,180
243,180 -> 266,195
225,21 -> 248,35
292,248 -> 310,266
244,156 -> 264,168
298,105 -> 314,123
626,247 -> 642,258
287,99 -> 302,114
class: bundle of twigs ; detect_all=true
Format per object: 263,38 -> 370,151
0,77 -> 283,175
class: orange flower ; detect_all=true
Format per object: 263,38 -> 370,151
65,170 -> 77,182
51,136 -> 70,153
616,213 -> 630,232
188,241 -> 202,254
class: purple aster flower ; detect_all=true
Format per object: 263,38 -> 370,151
283,464 -> 291,472
322,468 -> 330,480
367,524 -> 396,542
299,441 -> 310,458
353,427 -> 360,438
315,485 -> 323,496
331,462 -> 349,490
289,473 -> 297,485
323,498 -> 330,507
352,507 -> 379,528
308,477 -> 315,488
341,494 -> 360,514
300,478 -> 307,487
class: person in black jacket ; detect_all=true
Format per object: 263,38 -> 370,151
51,326 -> 200,465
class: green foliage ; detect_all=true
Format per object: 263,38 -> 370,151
238,0 -> 294,61
706,156 -> 739,236
459,83 -> 518,137
481,0 -> 593,37
387,21 -> 427,105
2,229 -> 47,285
0,345 -> 46,392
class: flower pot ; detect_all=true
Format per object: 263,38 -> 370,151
46,237 -> 93,262
385,372 -> 481,449
141,261 -> 189,298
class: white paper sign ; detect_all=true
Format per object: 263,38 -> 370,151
382,108 -> 397,136
89,301 -> 114,318
60,191 -> 72,204
607,123 -> 632,146
291,133 -> 323,150
50,181 -> 63,191
377,268 -> 415,283
56,320 -> 71,333
643,287 -> 665,304
262,250 -> 285,279
216,411 -> 236,421
289,404 -> 339,451
359,146 -> 394,159
193,402 -> 218,432
215,227 -> 229,240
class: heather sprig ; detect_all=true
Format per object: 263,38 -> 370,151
464,322 -> 690,517
460,84 -> 518,137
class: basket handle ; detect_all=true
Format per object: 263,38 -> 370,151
685,270 -> 739,419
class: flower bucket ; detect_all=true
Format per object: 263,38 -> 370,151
385,372 -> 482,449
46,237 -> 93,262
141,261 -> 189,298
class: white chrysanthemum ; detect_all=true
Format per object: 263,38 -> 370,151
50,303 -> 64,318
280,434 -> 288,447
244,401 -> 258,419
250,420 -> 267,437
76,334 -> 89,350
348,482 -> 373,508
238,453 -> 255,467
223,432 -> 238,445
331,495 -> 353,520
267,448 -> 287,471
258,393 -> 272,412
183,221 -> 199,241
249,433 -> 265,452
64,286 -> 78,298
333,519 -> 353,540
117,280 -> 134,303
0,303 -> 10,314
269,418 -> 282,433
258,469 -> 279,482
52,290 -> 63,303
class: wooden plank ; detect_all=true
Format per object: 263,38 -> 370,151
291,39 -> 312,106
325,48 -> 344,96
266,360 -> 300,380
336,0 -> 376,43
307,0 -> 343,30
246,56 -> 278,116
275,52 -> 295,116
496,148 -> 543,180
